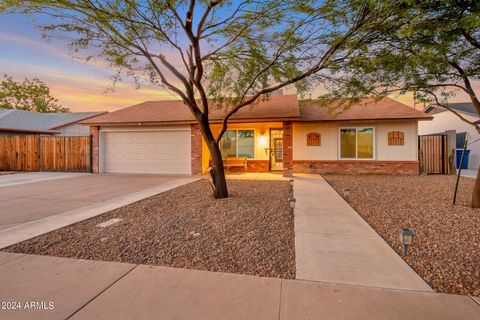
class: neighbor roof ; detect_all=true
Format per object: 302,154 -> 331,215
81,95 -> 431,125
0,109 -> 106,134
424,102 -> 478,116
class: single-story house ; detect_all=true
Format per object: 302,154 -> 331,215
419,102 -> 480,169
80,94 -> 432,176
0,108 -> 106,136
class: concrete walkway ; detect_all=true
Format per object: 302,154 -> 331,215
0,175 -> 199,248
459,168 -> 478,179
294,175 -> 432,292
0,252 -> 478,320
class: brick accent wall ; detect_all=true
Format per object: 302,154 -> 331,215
282,121 -> 293,177
190,124 -> 202,175
209,160 -> 269,173
293,160 -> 420,175
90,126 -> 99,173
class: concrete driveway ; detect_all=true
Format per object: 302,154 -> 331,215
0,173 -> 191,231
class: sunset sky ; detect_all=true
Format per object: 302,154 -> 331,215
0,12 -> 471,113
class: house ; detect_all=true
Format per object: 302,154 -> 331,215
0,108 -> 106,136
80,95 -> 431,176
419,103 -> 480,170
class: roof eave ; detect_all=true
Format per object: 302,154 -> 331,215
297,117 -> 433,122
0,128 -> 60,134
49,112 -> 108,129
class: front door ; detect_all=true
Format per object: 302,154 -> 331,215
270,129 -> 283,171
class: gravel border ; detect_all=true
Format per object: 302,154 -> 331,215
4,180 -> 296,279
324,174 -> 480,296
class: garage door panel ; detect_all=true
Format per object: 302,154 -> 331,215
103,129 -> 191,174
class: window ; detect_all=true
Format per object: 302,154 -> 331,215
340,127 -> 374,159
456,132 -> 467,148
388,131 -> 404,146
306,132 -> 321,146
220,129 -> 254,158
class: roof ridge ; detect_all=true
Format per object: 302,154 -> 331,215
0,108 -> 16,119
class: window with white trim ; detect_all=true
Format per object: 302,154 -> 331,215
339,127 -> 374,159
220,129 -> 255,158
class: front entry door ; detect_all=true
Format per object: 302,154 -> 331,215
270,129 -> 283,171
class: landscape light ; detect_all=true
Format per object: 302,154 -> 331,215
398,228 -> 415,257
288,197 -> 296,211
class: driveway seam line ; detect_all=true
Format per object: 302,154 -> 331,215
470,296 -> 480,307
292,277 -> 434,293
0,253 -> 25,266
65,264 -> 139,320
277,280 -> 283,320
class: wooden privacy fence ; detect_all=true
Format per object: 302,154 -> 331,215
418,134 -> 452,174
0,135 -> 91,172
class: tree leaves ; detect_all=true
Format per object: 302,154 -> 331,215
0,75 -> 69,113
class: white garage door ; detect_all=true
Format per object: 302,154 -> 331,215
102,129 -> 191,174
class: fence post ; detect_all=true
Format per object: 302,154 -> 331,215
445,130 -> 456,175
89,135 -> 93,173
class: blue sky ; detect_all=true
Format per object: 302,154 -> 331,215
2,7 -> 470,113
0,13 -> 178,112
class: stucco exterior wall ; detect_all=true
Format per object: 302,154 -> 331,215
418,111 -> 480,169
55,123 -> 91,136
293,120 -> 419,161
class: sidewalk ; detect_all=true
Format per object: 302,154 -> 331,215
293,174 -> 432,292
0,252 -> 478,320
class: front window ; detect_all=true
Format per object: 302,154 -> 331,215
340,127 -> 374,159
220,129 -> 255,158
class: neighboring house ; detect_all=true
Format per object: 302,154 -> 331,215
80,95 -> 431,176
419,103 -> 480,170
0,108 -> 106,136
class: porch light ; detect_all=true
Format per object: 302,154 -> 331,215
258,134 -> 269,155
343,188 -> 351,200
398,228 -> 415,257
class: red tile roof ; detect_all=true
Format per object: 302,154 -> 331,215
81,95 -> 431,125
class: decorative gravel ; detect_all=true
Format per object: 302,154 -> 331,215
4,180 -> 295,279
324,174 -> 480,296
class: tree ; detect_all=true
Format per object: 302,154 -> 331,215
0,74 -> 69,113
1,0 -> 394,198
325,0 -> 480,207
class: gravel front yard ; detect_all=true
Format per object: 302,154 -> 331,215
3,180 -> 295,279
324,174 -> 480,296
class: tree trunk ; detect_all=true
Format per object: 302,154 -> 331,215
197,118 -> 229,198
472,166 -> 480,208
208,141 -> 228,198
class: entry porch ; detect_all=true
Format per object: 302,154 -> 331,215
201,122 -> 293,176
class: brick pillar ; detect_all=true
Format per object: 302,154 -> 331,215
90,126 -> 99,173
191,124 -> 202,175
283,121 -> 293,177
